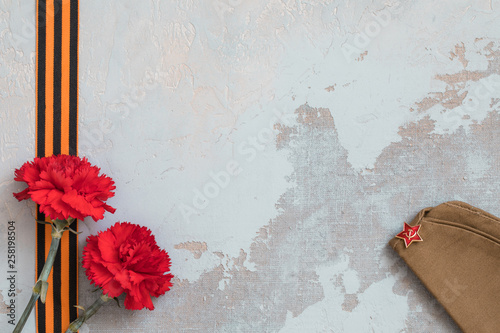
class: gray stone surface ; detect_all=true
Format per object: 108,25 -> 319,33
1,0 -> 500,332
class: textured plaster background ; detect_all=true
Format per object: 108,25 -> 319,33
1,0 -> 500,332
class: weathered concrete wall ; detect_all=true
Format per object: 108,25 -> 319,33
1,0 -> 499,332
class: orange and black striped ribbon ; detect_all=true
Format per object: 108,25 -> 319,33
36,0 -> 79,332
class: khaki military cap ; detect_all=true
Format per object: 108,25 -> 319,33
389,201 -> 500,333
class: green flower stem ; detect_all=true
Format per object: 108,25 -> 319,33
13,218 -> 72,333
65,294 -> 111,333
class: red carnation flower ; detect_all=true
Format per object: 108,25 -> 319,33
82,222 -> 173,310
13,154 -> 116,221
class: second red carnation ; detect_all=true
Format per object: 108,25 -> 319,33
82,222 -> 173,310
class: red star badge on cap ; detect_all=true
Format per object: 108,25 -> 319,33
395,222 -> 423,248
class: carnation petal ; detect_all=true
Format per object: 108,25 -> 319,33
103,278 -> 125,298
85,262 -> 114,286
82,221 -> 173,312
62,189 -> 103,221
123,293 -> 143,310
128,270 -> 145,285
13,154 -> 115,222
16,162 -> 41,183
29,189 -> 52,205
46,189 -> 74,219
39,204 -> 66,221
33,179 -> 56,191
82,236 -> 101,269
113,269 -> 132,290
110,222 -> 139,247
139,282 -> 155,310
103,203 -> 116,214
13,188 -> 30,201
97,231 -> 119,263
40,169 -> 72,191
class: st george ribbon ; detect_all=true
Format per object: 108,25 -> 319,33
36,0 -> 79,332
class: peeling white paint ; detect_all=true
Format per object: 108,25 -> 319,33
1,0 -> 499,331
279,256 -> 409,333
